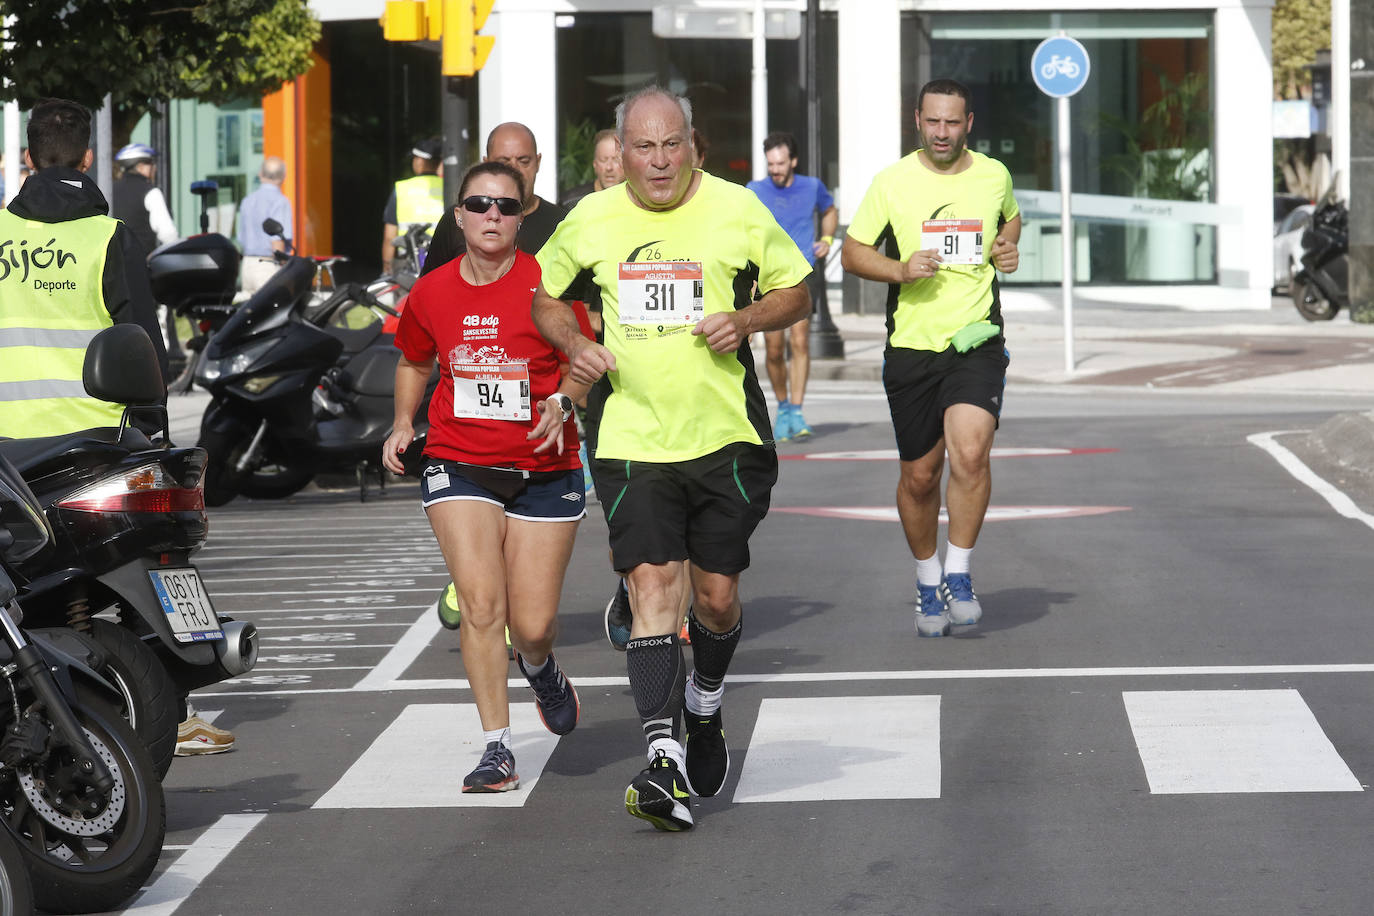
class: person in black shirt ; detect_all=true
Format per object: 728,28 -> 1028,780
422,122 -> 566,276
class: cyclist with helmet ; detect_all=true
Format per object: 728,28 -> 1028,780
113,142 -> 178,257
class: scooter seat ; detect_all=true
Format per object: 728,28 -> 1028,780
0,427 -> 153,475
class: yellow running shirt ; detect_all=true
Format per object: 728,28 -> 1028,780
538,171 -> 812,462
847,150 -> 1019,352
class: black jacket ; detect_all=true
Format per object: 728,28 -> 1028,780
112,172 -> 159,257
7,167 -> 169,384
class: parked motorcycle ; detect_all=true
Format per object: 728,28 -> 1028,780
0,451 -> 165,914
195,220 -> 433,506
0,829 -> 34,916
1291,189 -> 1348,321
0,324 -> 259,778
149,180 -> 242,394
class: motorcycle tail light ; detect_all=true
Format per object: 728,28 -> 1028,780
199,319 -> 213,333
55,463 -> 205,513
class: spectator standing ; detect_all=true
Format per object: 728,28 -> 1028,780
382,137 -> 444,274
236,156 -> 293,294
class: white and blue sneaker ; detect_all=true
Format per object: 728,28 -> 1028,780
915,583 -> 950,637
940,573 -> 982,625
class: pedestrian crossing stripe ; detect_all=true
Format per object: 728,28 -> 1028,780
779,447 -> 1117,461
773,506 -> 1130,523
314,690 -> 1362,809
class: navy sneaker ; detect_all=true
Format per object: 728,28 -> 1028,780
604,579 -> 632,651
940,573 -> 983,626
683,707 -> 729,797
915,583 -> 950,637
625,750 -> 693,831
462,741 -> 519,793
519,653 -> 579,735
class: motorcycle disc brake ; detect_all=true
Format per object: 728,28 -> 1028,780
17,726 -> 126,836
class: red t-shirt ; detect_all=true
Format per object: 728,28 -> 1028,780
394,251 -> 579,471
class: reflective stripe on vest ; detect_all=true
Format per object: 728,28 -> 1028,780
0,210 -> 126,437
394,175 -> 445,226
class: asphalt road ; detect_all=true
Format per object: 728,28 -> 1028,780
107,382 -> 1373,916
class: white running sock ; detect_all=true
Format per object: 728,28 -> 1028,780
684,671 -> 725,717
649,737 -> 687,770
520,654 -> 549,677
944,543 -> 973,576
484,727 -> 512,749
916,553 -> 942,587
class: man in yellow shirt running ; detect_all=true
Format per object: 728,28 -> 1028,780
842,78 -> 1021,638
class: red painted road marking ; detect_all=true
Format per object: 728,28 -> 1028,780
774,506 -> 1131,523
778,447 -> 1117,461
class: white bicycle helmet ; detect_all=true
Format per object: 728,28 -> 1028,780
114,142 -> 157,163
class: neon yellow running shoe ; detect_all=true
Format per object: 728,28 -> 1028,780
441,581 -> 514,657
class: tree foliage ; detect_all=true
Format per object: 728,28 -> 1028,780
1273,0 -> 1331,99
0,0 -> 320,143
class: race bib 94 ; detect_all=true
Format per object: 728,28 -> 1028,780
451,361 -> 530,421
617,261 -> 705,325
921,219 -> 983,266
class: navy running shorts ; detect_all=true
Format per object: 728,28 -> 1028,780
883,340 -> 1009,462
420,459 -> 586,521
589,442 -> 778,576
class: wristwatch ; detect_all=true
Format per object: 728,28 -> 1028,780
547,393 -> 573,421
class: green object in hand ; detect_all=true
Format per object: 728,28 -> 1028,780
951,321 -> 999,353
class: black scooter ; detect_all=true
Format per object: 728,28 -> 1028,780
0,325 -> 258,778
1,435 -> 165,914
1292,191 -> 1348,321
148,180 -> 242,393
195,219 -> 433,505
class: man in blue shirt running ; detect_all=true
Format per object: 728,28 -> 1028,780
747,132 -> 837,441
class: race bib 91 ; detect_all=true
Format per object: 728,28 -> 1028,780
921,219 -> 983,266
617,261 -> 705,325
451,361 -> 530,421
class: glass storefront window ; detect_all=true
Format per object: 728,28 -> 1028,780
901,10 -> 1216,284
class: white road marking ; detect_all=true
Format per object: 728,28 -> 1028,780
785,447 -> 1112,461
1124,689 -> 1363,794
773,505 -> 1130,523
734,696 -> 941,802
197,551 -> 443,562
352,605 -> 443,690
120,813 -> 265,914
213,587 -> 440,597
1248,430 -> 1374,531
313,704 -> 558,808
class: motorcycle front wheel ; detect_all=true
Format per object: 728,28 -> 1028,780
0,685 -> 165,914
0,830 -> 34,916
200,425 -> 314,506
1292,279 -> 1339,321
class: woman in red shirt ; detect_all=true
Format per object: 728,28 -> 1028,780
383,161 -> 586,793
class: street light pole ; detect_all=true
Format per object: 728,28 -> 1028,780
804,0 -> 844,358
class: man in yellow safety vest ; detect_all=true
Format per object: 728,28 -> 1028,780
381,136 -> 444,274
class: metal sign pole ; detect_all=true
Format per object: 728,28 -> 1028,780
751,0 -> 768,179
1059,94 -> 1074,373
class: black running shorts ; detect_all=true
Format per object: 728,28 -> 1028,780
883,340 -> 1009,462
590,442 -> 778,576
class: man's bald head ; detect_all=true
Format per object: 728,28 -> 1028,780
484,122 -> 541,207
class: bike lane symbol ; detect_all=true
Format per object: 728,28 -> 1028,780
1032,36 -> 1091,98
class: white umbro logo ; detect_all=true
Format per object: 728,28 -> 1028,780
990,395 -> 1000,405
561,492 -> 583,501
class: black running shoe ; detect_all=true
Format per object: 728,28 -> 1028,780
604,579 -> 632,651
625,750 -> 693,831
683,707 -> 729,797
519,653 -> 580,736
462,742 -> 519,793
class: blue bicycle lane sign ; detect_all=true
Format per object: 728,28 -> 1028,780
1032,36 -> 1090,98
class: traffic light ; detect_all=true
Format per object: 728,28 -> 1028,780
441,0 -> 496,77
381,0 -> 426,41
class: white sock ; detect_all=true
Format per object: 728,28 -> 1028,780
944,543 -> 973,576
484,727 -> 511,749
520,654 -> 549,677
684,671 -> 724,717
649,736 -> 686,770
916,553 -> 942,587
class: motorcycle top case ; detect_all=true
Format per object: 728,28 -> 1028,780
148,234 -> 240,308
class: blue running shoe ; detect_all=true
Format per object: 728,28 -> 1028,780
940,573 -> 983,626
604,579 -> 632,651
915,583 -> 950,637
462,741 -> 519,793
519,652 -> 580,735
772,403 -> 794,442
791,405 -> 812,439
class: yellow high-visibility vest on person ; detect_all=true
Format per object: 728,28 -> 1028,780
0,209 -> 127,436
394,174 -> 445,226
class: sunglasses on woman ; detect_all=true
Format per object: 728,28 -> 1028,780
459,195 -> 522,216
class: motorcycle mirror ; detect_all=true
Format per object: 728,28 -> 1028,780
263,218 -> 284,237
83,324 -> 166,406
